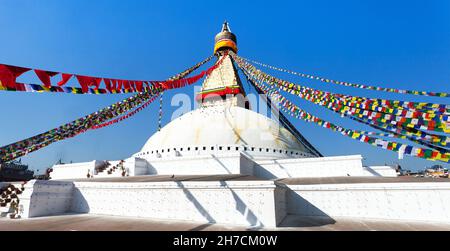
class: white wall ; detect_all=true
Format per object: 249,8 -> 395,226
147,153 -> 242,175
285,182 -> 450,223
49,154 -> 397,181
19,180 -> 74,218
124,157 -> 148,176
49,154 -> 243,180
248,155 -> 368,179
51,160 -> 107,180
363,166 -> 397,177
71,180 -> 283,227
14,178 -> 450,226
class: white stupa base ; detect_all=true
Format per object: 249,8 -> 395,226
13,177 -> 450,227
18,179 -> 283,227
285,181 -> 450,223
36,152 -> 405,227
50,153 -> 397,180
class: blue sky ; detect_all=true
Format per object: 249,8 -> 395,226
0,0 -> 449,173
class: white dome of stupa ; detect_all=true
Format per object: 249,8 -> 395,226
136,105 -> 317,159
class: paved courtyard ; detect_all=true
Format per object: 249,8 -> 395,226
1,214 -> 450,231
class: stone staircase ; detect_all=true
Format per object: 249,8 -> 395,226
94,160 -> 127,178
0,183 -> 25,219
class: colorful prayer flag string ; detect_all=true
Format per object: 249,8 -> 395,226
158,91 -> 163,131
235,54 -> 448,114
0,56 -> 213,94
240,55 -> 450,98
91,95 -> 159,130
246,70 -> 449,151
0,55 -> 217,163
233,54 -> 449,163
231,53 -> 450,136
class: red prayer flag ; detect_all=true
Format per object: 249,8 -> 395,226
135,81 -> 143,92
94,78 -> 102,90
104,78 -> 113,92
76,75 -> 101,93
57,73 -> 72,86
34,69 -> 58,88
432,151 -> 439,158
129,81 -> 136,92
117,80 -> 123,91
0,64 -> 30,89
15,83 -> 27,91
111,79 -> 117,92
123,80 -> 131,90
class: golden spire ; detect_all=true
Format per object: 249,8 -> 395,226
214,21 -> 238,54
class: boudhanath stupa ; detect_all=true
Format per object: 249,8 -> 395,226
51,22 -> 382,180
2,23 -> 450,229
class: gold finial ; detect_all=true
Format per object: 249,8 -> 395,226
214,21 -> 237,54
